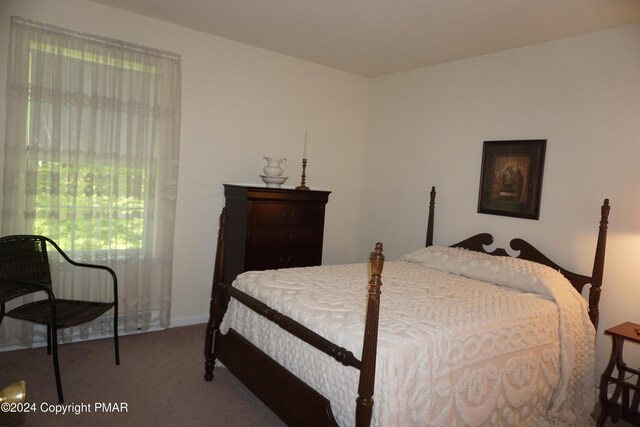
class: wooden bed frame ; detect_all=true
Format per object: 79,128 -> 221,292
204,186 -> 610,427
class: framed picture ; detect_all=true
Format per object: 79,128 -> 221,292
477,139 -> 546,220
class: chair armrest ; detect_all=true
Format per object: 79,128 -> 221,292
43,237 -> 118,301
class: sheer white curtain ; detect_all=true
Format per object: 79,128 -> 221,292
1,17 -> 181,348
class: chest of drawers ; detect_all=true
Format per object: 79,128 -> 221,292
222,184 -> 330,284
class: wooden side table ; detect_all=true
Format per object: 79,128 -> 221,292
597,322 -> 640,426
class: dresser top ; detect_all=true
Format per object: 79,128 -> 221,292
225,183 -> 330,191
224,184 -> 331,202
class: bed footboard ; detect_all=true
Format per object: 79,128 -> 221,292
217,328 -> 339,426
356,242 -> 384,427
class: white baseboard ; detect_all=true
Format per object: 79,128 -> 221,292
0,311 -> 207,352
169,314 -> 209,328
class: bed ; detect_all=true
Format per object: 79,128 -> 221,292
204,186 -> 610,426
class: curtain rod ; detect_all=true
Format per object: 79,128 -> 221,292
11,15 -> 182,61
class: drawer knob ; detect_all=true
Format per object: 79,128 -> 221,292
278,255 -> 293,263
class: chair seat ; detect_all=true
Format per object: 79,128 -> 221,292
7,299 -> 115,329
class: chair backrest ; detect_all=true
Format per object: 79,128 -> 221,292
0,235 -> 52,287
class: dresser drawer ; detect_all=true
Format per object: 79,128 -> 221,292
247,249 -> 321,270
252,202 -> 324,226
250,226 -> 322,248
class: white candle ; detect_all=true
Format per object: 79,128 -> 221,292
303,129 -> 308,158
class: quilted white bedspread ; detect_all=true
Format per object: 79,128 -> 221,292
220,246 -> 596,426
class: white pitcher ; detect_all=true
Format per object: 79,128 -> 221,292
263,157 -> 288,177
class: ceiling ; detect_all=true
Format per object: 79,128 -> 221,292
88,0 -> 640,77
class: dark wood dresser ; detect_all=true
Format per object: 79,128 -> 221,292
222,184 -> 331,284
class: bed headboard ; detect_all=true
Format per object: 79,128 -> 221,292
424,186 -> 610,329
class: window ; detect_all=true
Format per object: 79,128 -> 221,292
25,39 -> 166,253
34,161 -> 146,251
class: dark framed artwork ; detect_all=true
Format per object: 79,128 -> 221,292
477,139 -> 546,220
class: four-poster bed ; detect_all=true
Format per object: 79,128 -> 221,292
204,186 -> 610,426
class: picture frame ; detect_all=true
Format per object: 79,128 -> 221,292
477,139 -> 546,220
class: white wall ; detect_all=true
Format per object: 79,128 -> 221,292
0,0 -> 371,326
361,24 -> 640,379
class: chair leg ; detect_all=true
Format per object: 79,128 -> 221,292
46,325 -> 52,355
114,311 -> 120,365
51,327 -> 64,403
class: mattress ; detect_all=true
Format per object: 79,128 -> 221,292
220,246 -> 596,426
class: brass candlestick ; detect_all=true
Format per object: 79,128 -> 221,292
296,158 -> 310,190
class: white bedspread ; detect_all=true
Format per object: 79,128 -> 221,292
220,246 -> 596,426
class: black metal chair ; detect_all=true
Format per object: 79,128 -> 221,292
0,235 -> 119,403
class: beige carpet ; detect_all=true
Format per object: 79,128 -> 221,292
1,323 -> 634,427
0,323 -> 285,427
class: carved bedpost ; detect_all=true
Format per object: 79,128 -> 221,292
426,186 -> 436,247
589,199 -> 610,331
355,242 -> 384,427
204,207 -> 227,381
